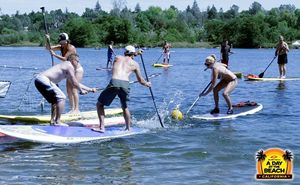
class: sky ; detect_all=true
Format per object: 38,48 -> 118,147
0,0 -> 299,15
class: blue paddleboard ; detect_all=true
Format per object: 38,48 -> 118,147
0,125 -> 146,144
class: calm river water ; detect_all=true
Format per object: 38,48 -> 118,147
0,47 -> 299,184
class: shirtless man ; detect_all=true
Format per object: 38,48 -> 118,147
162,40 -> 171,64
93,45 -> 151,132
35,54 -> 96,126
46,33 -> 84,114
275,35 -> 289,78
200,54 -> 237,114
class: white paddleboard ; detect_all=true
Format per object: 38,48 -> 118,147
0,125 -> 147,144
66,117 -> 125,127
0,108 -> 122,123
191,103 -> 263,120
245,76 -> 300,81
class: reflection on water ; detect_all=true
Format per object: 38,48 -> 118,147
276,81 -> 286,90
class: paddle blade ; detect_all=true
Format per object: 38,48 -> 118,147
258,72 -> 264,78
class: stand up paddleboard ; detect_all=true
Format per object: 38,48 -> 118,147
152,63 -> 173,68
96,67 -> 112,71
0,108 -> 123,123
191,102 -> 263,120
244,75 -> 300,81
0,125 -> 146,144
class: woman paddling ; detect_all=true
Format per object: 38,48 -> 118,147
200,54 -> 237,114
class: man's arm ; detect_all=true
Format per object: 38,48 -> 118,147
134,64 -> 151,87
66,67 -> 95,94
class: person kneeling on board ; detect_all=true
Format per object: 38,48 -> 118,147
34,54 -> 96,126
93,45 -> 151,133
200,54 -> 237,114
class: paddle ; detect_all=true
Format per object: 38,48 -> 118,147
40,7 -> 54,67
95,73 -> 162,92
154,53 -> 163,64
258,56 -> 277,78
139,53 -> 164,128
0,65 -> 38,70
186,81 -> 212,115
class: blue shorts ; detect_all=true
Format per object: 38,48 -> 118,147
98,79 -> 130,108
35,75 -> 66,104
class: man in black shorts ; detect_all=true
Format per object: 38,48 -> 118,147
35,54 -> 96,126
275,35 -> 289,78
93,45 -> 151,132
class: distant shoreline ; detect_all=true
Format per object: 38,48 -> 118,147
1,41 -> 293,49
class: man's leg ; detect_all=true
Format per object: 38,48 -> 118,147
122,107 -> 131,131
55,100 -> 65,124
96,101 -> 105,132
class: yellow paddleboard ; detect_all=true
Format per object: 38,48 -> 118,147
152,63 -> 173,68
0,108 -> 122,123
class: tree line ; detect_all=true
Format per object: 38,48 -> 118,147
0,1 -> 299,48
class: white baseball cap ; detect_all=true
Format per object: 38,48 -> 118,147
58,33 -> 69,42
125,45 -> 136,54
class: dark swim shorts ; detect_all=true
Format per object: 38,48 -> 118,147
278,53 -> 288,64
34,75 -> 66,104
98,79 -> 130,108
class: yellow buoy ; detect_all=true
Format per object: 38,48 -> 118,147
171,109 -> 184,121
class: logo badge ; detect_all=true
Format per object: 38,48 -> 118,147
256,148 -> 293,180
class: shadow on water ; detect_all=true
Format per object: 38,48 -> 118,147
0,138 -> 39,152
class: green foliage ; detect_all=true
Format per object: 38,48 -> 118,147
1,2 -> 300,48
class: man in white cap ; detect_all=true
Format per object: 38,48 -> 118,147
93,45 -> 151,132
45,33 -> 84,115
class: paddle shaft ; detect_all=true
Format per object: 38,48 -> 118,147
186,81 -> 212,114
95,73 -> 161,91
155,53 -> 163,63
41,7 -> 54,66
0,65 -> 38,70
140,54 -> 164,128
259,56 -> 277,78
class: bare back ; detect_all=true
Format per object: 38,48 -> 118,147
41,62 -> 75,84
111,56 -> 140,81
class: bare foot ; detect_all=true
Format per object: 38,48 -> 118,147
91,127 -> 105,133
125,127 -> 131,131
54,122 -> 69,127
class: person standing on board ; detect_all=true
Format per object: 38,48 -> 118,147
35,54 -> 96,126
107,41 -> 116,69
200,54 -> 237,114
162,40 -> 171,64
220,40 -> 233,66
275,35 -> 289,79
93,45 -> 151,133
46,33 -> 84,115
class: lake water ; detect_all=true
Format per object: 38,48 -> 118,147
0,47 -> 299,184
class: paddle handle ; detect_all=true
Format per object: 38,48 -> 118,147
41,7 -> 54,66
140,54 -> 164,128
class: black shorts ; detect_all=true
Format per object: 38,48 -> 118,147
98,79 -> 130,108
34,75 -> 66,104
278,54 -> 288,64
